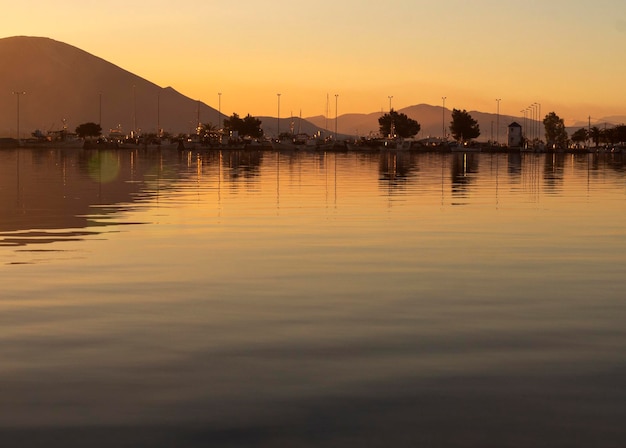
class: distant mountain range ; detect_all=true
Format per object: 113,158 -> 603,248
1,36 -> 624,141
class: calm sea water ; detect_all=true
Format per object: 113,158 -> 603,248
1,148 -> 626,447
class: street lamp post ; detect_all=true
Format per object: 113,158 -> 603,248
12,91 -> 26,144
531,103 -> 536,143
528,105 -> 534,143
537,103 -> 543,141
442,97 -> 447,140
277,93 -> 281,138
335,94 -> 339,140
388,95 -> 394,138
495,99 -> 501,145
218,92 -> 222,131
196,100 -> 201,135
534,103 -> 539,142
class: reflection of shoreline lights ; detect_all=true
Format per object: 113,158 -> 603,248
88,152 -> 121,183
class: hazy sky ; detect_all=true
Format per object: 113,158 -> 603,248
3,0 -> 626,124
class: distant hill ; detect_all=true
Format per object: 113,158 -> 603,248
308,105 -> 626,142
0,36 -> 344,140
2,36 -> 622,142
307,104 -> 528,142
0,36 -> 223,138
569,116 -> 626,129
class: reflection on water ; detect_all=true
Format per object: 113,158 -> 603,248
1,147 -> 626,447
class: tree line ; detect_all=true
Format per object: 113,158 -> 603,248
74,108 -> 624,149
570,123 -> 626,147
379,108 -> 479,142
74,112 -> 265,140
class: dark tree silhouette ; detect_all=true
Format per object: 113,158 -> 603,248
199,122 -> 217,134
614,125 -> 626,143
75,122 -> 102,139
224,113 -> 263,138
571,128 -> 588,146
543,112 -> 568,148
449,109 -> 480,142
589,126 -> 602,147
378,109 -> 421,138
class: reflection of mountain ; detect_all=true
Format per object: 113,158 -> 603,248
0,149 -> 168,247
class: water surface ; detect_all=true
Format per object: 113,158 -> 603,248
1,148 -> 625,447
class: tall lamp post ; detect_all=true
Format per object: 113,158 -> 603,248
218,92 -> 222,131
12,91 -> 26,144
388,95 -> 394,138
537,103 -> 543,141
534,103 -> 539,142
277,93 -> 281,138
495,98 -> 501,145
442,96 -> 447,140
527,105 -> 533,143
531,103 -> 536,143
334,94 -> 339,140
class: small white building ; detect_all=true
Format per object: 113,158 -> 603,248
507,122 -> 522,148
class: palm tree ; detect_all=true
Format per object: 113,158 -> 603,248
589,126 -> 602,148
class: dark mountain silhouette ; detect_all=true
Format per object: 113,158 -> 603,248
307,105 -> 626,142
0,36 -> 223,138
2,36 -> 623,142
307,104 -> 533,142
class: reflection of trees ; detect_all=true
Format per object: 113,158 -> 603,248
583,153 -> 626,180
378,151 -> 419,193
543,153 -> 565,193
221,150 -> 264,181
601,153 -> 626,173
450,153 -> 479,200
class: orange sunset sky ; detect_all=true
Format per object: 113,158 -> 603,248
3,0 -> 626,124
